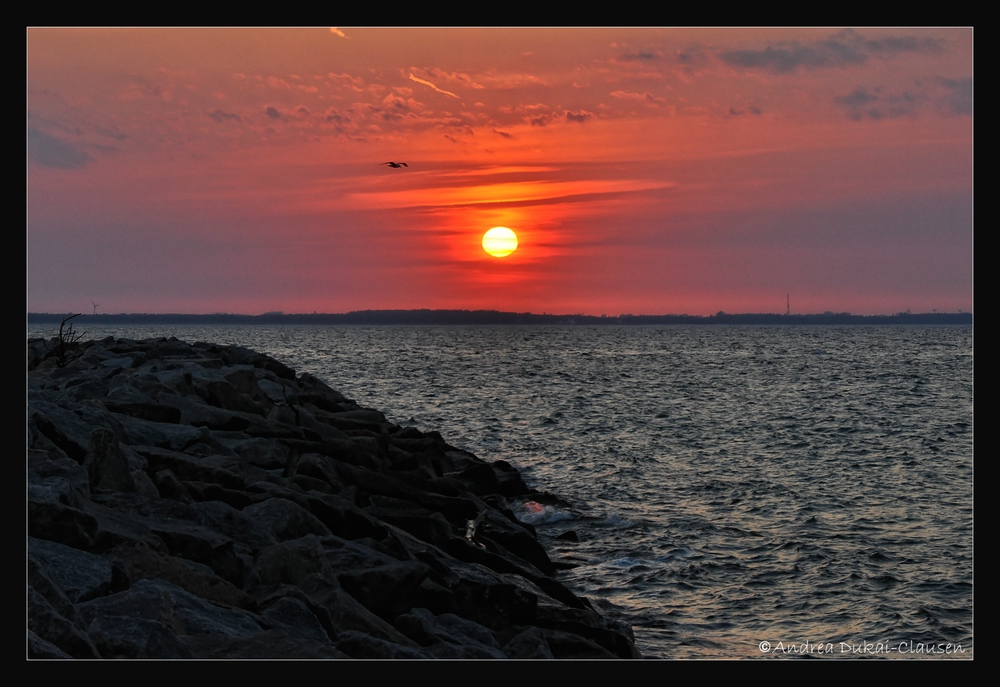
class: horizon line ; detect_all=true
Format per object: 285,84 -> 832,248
27,308 -> 972,319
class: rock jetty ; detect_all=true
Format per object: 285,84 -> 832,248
28,335 -> 639,659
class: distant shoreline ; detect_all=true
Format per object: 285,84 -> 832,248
27,310 -> 973,326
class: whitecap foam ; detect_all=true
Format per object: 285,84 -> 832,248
514,500 -> 575,525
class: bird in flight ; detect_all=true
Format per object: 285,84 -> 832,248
381,161 -> 408,168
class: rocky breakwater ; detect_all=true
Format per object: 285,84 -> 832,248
28,335 -> 639,659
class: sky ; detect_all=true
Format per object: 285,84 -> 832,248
27,28 -> 973,316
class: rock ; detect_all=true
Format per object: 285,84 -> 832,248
103,401 -> 182,424
28,445 -> 90,500
297,575 -> 421,648
243,498 -> 332,542
26,335 -> 639,658
337,561 -> 432,619
29,537 -> 121,603
301,491 -> 390,541
137,446 -> 245,490
108,541 -> 255,610
86,615 -> 194,658
185,629 -> 349,659
28,629 -> 72,658
253,535 -> 334,587
502,626 -> 555,658
77,579 -> 264,638
394,607 -> 506,657
84,428 -> 136,493
224,436 -> 289,470
28,587 -> 101,658
260,596 -> 333,645
335,631 -> 428,659
28,556 -> 86,627
145,520 -> 245,586
28,480 -> 99,549
541,629 -> 619,659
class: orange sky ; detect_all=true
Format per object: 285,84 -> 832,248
28,28 -> 972,315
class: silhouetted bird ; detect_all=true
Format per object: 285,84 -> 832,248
381,161 -> 408,168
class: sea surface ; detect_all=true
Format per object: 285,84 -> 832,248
28,324 -> 974,658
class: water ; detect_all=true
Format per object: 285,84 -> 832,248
28,324 -> 973,658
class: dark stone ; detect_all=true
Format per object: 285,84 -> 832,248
85,427 -> 136,493
138,446 -> 245,490
535,604 -> 640,659
108,541 -> 255,610
28,587 -> 101,658
290,474 -> 336,494
260,596 -> 333,645
29,537 -> 116,603
104,401 -> 182,424
28,482 -> 99,550
28,556 -> 86,627
337,561 -> 432,619
157,393 -> 252,431
243,498 -> 332,541
541,629 -> 618,659
226,436 -> 289,469
182,481 -> 255,509
86,615 -> 194,658
146,520 -> 245,586
28,440 -> 88,498
253,535 -> 334,587
502,626 -> 555,658
366,508 -> 455,549
453,582 -> 538,629
302,491 -> 389,541
451,462 -> 502,496
186,628 -> 349,658
491,460 -> 532,496
334,631 -> 428,659
394,607 -> 505,657
77,579 -> 264,638
28,630 -> 72,658
155,469 -> 193,502
296,575 -> 421,648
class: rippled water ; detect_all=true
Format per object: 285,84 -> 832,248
29,324 -> 973,658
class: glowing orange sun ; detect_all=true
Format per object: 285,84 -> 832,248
482,227 -> 518,257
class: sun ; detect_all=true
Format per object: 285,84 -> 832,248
482,227 -> 518,258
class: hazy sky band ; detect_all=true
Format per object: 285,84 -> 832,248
27,28 -> 972,316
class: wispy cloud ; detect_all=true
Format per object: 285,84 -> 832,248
346,178 -> 675,210
209,109 -> 241,123
719,29 -> 945,73
610,90 -> 665,106
28,127 -> 93,169
411,67 -> 483,89
611,43 -> 665,62
833,80 -> 967,121
328,72 -> 366,91
409,73 -> 459,98
938,77 -> 972,116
